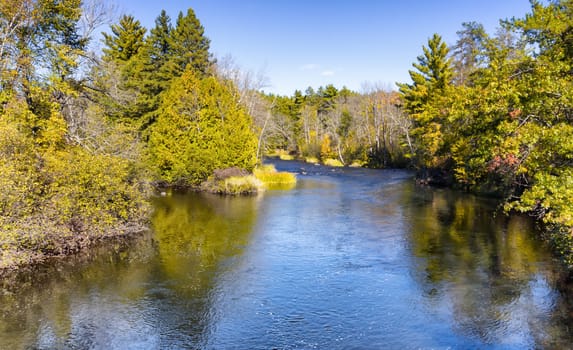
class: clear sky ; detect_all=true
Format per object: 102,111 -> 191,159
114,1 -> 532,95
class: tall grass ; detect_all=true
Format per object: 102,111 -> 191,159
201,175 -> 263,195
254,164 -> 297,188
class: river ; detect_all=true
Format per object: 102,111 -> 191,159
1,160 -> 572,349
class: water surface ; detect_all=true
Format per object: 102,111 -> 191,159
1,160 -> 572,349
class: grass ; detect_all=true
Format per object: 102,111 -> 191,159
223,176 -> 263,194
201,175 -> 263,195
279,154 -> 295,160
349,160 -> 365,168
305,157 -> 319,164
254,164 -> 297,189
323,158 -> 344,167
267,149 -> 295,161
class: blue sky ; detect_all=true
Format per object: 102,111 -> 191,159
114,1 -> 532,95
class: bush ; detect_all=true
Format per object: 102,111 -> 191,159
0,113 -> 150,272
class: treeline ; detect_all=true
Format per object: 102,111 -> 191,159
0,1 -> 257,270
398,1 -> 573,264
252,85 -> 412,168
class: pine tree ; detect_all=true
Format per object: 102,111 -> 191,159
398,33 -> 452,115
163,8 -> 212,78
397,34 -> 453,168
451,22 -> 488,86
124,10 -> 173,126
102,15 -> 146,62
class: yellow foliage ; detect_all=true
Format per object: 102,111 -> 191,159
320,135 -> 334,160
0,97 -> 150,271
323,158 -> 344,167
253,164 -> 297,187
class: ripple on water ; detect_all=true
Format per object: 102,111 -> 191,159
1,161 -> 573,349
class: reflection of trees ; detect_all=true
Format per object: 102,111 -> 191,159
0,235 -> 157,350
152,192 -> 258,296
405,186 -> 563,346
0,192 -> 258,349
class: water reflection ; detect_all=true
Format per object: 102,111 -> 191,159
405,186 -> 571,347
0,191 -> 259,349
1,162 -> 573,349
153,192 -> 259,296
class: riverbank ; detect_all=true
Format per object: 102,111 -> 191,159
3,162 -> 571,349
413,165 -> 573,271
0,164 -> 297,276
0,221 -> 148,279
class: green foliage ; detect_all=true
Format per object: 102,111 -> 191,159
164,8 -> 212,77
398,0 -> 573,264
147,68 -> 258,186
0,97 -> 150,270
0,4 -> 263,271
398,34 -> 454,168
102,15 -> 147,62
255,85 -> 410,168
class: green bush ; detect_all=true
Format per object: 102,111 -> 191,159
0,108 -> 150,271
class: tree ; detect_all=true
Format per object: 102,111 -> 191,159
102,14 -> 146,62
147,68 -> 258,185
398,33 -> 453,114
451,21 -> 488,86
0,0 -> 152,269
163,8 -> 212,78
126,9 -> 173,125
397,33 -> 454,169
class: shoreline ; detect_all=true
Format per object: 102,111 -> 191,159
0,223 -> 148,280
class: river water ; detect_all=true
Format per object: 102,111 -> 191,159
1,160 -> 572,349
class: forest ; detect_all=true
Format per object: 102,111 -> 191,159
1,0 -> 573,270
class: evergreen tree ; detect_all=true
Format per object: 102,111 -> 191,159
397,34 -> 453,168
126,10 -> 173,126
451,22 -> 488,86
102,15 -> 146,62
398,33 -> 452,115
164,8 -> 212,78
147,68 -> 258,185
